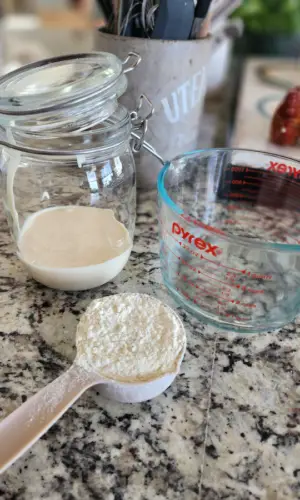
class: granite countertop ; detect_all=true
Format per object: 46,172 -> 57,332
0,186 -> 300,500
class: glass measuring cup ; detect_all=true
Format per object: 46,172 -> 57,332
158,148 -> 300,333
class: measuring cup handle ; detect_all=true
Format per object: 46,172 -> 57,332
0,363 -> 97,474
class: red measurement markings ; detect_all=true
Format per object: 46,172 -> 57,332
244,175 -> 262,182
243,188 -> 260,195
195,288 -> 222,301
180,242 -> 202,259
228,166 -> 264,174
179,274 -> 222,298
223,264 -> 248,273
163,240 -> 182,262
176,286 -> 217,310
172,221 -> 222,256
226,180 -> 261,187
195,280 -> 221,293
200,254 -> 219,265
228,166 -> 245,172
206,266 -> 221,274
164,232 -> 268,284
228,192 -> 257,201
227,192 -> 246,199
186,276 -> 257,308
200,253 -> 250,275
243,181 -> 261,187
196,268 -> 237,288
242,286 -> 264,294
223,219 -> 235,224
177,273 -> 235,305
227,204 -> 242,211
221,298 -> 256,307
164,242 -> 202,275
251,273 -> 272,280
227,270 -> 272,281
165,229 -> 226,266
181,215 -> 225,237
194,284 -> 229,303
217,304 -> 249,322
164,238 -> 200,271
165,229 -> 202,259
163,243 -> 225,289
222,312 -> 248,322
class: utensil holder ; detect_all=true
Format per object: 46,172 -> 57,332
94,32 -> 213,189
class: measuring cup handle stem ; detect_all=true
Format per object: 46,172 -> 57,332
0,363 -> 96,474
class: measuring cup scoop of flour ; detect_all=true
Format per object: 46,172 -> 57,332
0,293 -> 186,474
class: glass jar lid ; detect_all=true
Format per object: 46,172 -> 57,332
9,104 -> 132,157
0,51 -> 145,158
0,52 -> 128,116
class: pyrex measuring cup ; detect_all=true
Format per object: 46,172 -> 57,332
157,148 -> 300,333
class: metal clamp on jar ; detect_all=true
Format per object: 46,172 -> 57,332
0,52 -> 152,291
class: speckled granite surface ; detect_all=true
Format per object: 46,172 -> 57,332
0,188 -> 299,500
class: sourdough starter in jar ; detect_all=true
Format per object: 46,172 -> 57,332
18,206 -> 132,291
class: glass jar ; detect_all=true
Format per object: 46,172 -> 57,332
0,52 -> 145,291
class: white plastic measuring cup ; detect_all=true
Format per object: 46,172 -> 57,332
0,295 -> 186,474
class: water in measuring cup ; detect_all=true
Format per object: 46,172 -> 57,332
160,197 -> 300,332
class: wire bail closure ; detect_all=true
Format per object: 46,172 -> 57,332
130,94 -> 153,152
130,94 -> 164,164
122,52 -> 142,73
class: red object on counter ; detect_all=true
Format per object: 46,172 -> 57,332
270,86 -> 300,146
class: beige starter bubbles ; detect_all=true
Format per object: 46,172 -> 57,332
18,206 -> 132,291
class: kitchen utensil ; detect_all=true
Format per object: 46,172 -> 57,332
122,0 -> 159,38
113,0 -> 124,34
120,0 -> 134,36
0,295 -> 186,474
127,0 -> 145,38
0,364 -> 183,474
0,52 -> 147,290
96,0 -> 114,24
210,0 -> 241,24
157,148 -> 300,333
190,0 -> 212,39
151,0 -> 195,40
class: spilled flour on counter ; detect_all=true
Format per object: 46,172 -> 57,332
76,293 -> 186,383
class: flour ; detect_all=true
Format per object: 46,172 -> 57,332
76,293 -> 186,383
